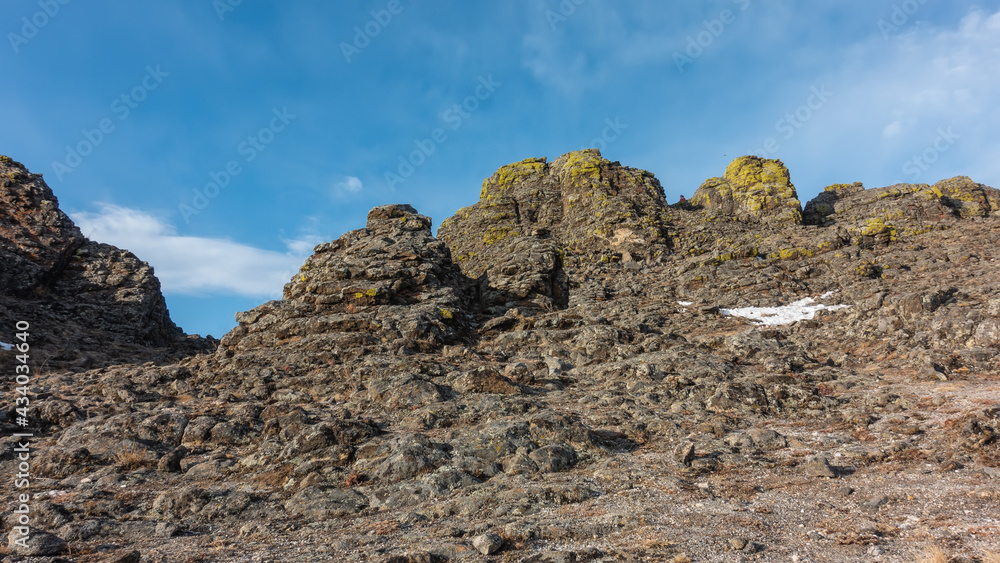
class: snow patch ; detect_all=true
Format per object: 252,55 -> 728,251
720,297 -> 850,327
0,342 -> 12,351
678,301 -> 693,307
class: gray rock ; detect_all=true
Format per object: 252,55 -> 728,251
285,485 -> 368,519
6,527 -> 66,556
528,443 -> 577,473
747,428 -> 788,450
155,521 -> 183,537
57,519 -> 103,541
472,532 -> 503,555
150,486 -> 209,519
105,550 -> 142,563
801,455 -> 836,478
675,441 -> 695,466
157,446 -> 187,472
865,494 -> 890,509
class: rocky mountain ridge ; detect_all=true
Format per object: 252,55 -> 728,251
1,151 -> 999,562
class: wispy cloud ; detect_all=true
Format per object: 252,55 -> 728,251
338,176 -> 363,193
71,204 -> 313,298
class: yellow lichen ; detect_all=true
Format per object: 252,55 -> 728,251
768,248 -> 815,260
562,150 -> 602,181
482,157 -> 547,201
824,183 -> 852,192
483,226 -> 512,245
861,217 -> 898,241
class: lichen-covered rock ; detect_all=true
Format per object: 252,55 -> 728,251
438,150 -> 672,310
802,177 -> 1000,248
691,155 -> 802,224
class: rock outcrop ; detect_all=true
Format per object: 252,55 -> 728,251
438,149 -> 672,311
0,155 -> 210,368
690,155 -> 803,224
219,203 -> 472,365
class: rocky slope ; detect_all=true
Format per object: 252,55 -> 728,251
1,151 -> 999,562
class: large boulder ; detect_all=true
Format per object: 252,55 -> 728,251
691,155 -> 802,224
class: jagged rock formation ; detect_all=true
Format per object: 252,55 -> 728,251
0,155 -> 211,368
2,152 -> 1000,562
690,155 -> 803,224
437,150 -> 672,312
220,204 -> 472,361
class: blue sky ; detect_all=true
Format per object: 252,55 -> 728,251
3,1 -> 999,338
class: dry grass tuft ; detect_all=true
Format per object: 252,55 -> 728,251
114,444 -> 148,471
913,546 -> 947,563
982,552 -> 1000,563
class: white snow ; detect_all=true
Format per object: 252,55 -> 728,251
678,301 -> 694,307
0,342 -> 12,351
720,296 -> 850,327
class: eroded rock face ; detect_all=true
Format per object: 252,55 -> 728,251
691,155 -> 802,224
438,149 -> 672,310
0,155 -> 205,367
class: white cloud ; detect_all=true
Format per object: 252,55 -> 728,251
338,176 -> 363,193
71,204 -> 315,298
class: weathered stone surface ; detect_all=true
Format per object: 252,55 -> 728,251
438,149 -> 671,310
6,527 -> 66,556
691,155 -> 802,224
